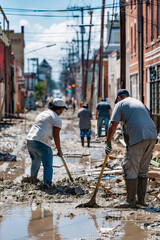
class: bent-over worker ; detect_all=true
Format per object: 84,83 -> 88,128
26,98 -> 68,187
105,89 -> 157,207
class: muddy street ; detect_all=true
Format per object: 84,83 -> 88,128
0,107 -> 160,240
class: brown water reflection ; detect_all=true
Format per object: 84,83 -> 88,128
0,205 -> 155,240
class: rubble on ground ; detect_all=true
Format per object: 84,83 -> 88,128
0,107 -> 160,239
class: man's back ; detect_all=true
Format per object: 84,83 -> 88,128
78,108 -> 92,129
111,97 -> 157,145
96,101 -> 111,118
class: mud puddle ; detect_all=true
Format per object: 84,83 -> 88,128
1,204 -> 157,240
53,156 -> 82,166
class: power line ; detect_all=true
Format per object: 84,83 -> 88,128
3,4 -> 119,13
6,13 -> 79,18
3,1 -> 160,14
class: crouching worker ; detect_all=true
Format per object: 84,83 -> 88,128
105,89 -> 157,208
26,98 -> 68,187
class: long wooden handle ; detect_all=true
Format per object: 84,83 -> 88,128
92,154 -> 109,199
60,156 -> 74,182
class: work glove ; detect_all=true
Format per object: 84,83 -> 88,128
57,149 -> 63,157
105,141 -> 112,154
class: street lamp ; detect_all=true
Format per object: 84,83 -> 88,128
25,43 -> 56,110
25,43 -> 56,55
27,43 -> 56,75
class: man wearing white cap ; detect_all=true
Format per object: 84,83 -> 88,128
26,98 -> 68,187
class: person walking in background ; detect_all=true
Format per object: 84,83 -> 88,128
72,100 -> 76,113
78,102 -> 92,147
26,98 -> 68,188
105,89 -> 157,208
96,98 -> 111,137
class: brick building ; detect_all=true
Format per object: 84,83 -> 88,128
129,0 -> 160,130
129,0 -> 140,99
9,26 -> 25,73
143,0 -> 160,130
9,26 -> 25,112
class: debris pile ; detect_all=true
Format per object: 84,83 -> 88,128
0,152 -> 16,161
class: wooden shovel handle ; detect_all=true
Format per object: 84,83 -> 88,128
92,154 -> 109,199
60,156 -> 74,182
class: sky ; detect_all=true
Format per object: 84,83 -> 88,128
0,0 -> 118,82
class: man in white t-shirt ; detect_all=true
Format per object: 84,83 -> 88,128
105,89 -> 157,208
26,98 -> 68,187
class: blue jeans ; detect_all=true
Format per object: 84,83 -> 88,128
27,140 -> 53,184
98,116 -> 109,137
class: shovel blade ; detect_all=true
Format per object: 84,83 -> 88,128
76,198 -> 100,208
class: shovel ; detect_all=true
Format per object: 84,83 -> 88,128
60,156 -> 74,182
76,154 -> 109,208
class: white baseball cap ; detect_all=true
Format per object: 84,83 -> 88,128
52,98 -> 68,110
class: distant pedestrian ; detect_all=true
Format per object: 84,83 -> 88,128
69,98 -> 72,107
96,98 -> 111,137
72,100 -> 76,113
26,98 -> 68,188
65,99 -> 69,109
78,102 -> 92,147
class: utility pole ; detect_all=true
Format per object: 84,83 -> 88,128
84,10 -> 93,101
98,0 -> 105,101
90,51 -> 98,110
80,7 -> 85,101
76,31 -> 80,61
120,0 -> 126,88
137,0 -> 144,103
67,5 -> 91,101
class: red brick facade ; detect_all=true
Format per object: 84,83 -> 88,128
129,0 -> 160,130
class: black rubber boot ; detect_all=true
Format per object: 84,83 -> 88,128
114,179 -> 138,208
137,176 -> 148,206
126,178 -> 138,207
81,137 -> 84,147
87,138 -> 90,147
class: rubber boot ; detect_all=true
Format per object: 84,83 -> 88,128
126,179 -> 138,207
81,137 -> 84,147
87,138 -> 90,148
137,176 -> 148,206
115,179 -> 138,208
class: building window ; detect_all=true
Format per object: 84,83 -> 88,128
158,0 -> 160,37
134,0 -> 136,6
134,23 -> 136,53
131,26 -> 133,55
131,0 -> 133,9
146,2 -> 149,43
114,32 -> 120,43
150,67 -> 157,114
130,74 -> 139,99
151,0 -> 154,40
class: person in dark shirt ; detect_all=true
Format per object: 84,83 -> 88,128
78,102 -> 92,147
96,99 -> 111,137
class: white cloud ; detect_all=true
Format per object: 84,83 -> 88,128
24,19 -> 79,81
19,19 -> 30,28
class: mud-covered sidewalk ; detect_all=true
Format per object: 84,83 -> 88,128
0,107 -> 160,240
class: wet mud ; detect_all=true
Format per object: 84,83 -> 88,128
0,108 -> 160,239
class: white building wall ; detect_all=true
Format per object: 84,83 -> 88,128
108,51 -> 120,109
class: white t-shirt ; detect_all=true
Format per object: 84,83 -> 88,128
27,109 -> 62,147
